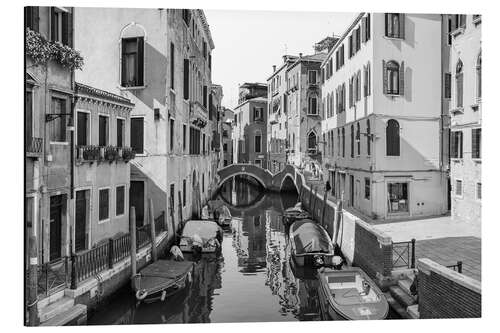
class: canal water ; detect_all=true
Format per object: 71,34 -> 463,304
87,175 -> 394,324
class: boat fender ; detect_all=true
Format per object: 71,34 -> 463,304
136,289 -> 148,301
160,290 -> 167,302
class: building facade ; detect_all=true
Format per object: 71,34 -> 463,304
448,14 -> 481,226
232,83 -> 268,167
73,83 -> 135,249
74,8 -> 217,232
321,13 -> 449,221
221,107 -> 234,166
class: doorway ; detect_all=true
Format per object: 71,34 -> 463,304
74,190 -> 88,252
130,181 -> 145,227
49,195 -> 63,262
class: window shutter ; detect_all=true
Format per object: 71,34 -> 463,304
367,14 -> 371,41
458,131 -> 463,158
450,132 -> 457,158
471,129 -> 478,158
362,17 -> 366,42
183,59 -> 189,100
137,37 -> 144,86
382,60 -> 388,94
50,7 -> 57,41
399,61 -> 405,96
399,14 -> 405,39
32,7 -> 40,32
62,11 -> 69,46
121,40 -> 126,86
384,13 -> 389,37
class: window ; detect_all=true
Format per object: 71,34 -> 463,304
183,124 -> 187,151
477,183 -> 482,200
183,59 -> 190,100
116,186 -> 125,216
202,173 -> 205,193
384,60 -> 403,95
452,14 -> 466,31
170,119 -> 175,152
450,130 -> 463,159
49,96 -> 67,142
189,127 -> 201,154
456,60 -> 464,108
99,188 -> 110,221
50,7 -> 71,45
476,53 -> 481,100
131,117 -> 144,154
253,107 -> 263,121
308,70 -> 317,84
364,178 -> 370,199
350,125 -> 354,158
385,13 -> 404,38
77,112 -> 89,146
472,128 -> 481,159
121,37 -> 144,87
444,73 -> 452,99
223,143 -> 228,152
308,132 -> 317,152
203,85 -> 207,108
116,118 -> 124,148
183,179 -> 186,207
386,119 -> 400,156
341,127 -> 345,157
170,42 -> 175,89
25,6 -> 39,32
182,9 -> 191,25
455,180 -> 463,196
254,132 -> 262,153
364,63 -> 371,97
98,115 -> 109,146
308,96 -> 318,115
388,182 -> 408,213
25,91 -> 33,143
366,119 -> 371,156
356,123 -> 361,155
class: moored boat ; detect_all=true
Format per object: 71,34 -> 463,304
289,219 -> 335,267
282,204 -> 311,226
179,220 -> 223,253
132,260 -> 193,303
216,205 -> 232,227
317,267 -> 389,320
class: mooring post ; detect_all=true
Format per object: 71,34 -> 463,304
27,231 -> 40,326
321,190 -> 328,228
313,187 -> 319,219
333,191 -> 344,248
130,206 -> 137,278
149,198 -> 157,262
309,186 -> 313,211
411,238 -> 416,269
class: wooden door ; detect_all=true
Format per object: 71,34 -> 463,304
74,190 -> 87,252
49,195 -> 63,261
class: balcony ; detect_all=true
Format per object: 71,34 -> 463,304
190,101 -> 208,128
76,145 -> 136,164
26,137 -> 43,158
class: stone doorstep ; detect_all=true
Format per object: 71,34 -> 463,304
41,304 -> 87,326
384,292 -> 410,319
389,285 -> 417,308
407,304 -> 420,319
38,296 -> 74,323
65,231 -> 168,299
398,278 -> 415,296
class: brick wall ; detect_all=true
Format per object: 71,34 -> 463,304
417,258 -> 481,318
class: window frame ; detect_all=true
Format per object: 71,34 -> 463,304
116,116 -> 125,148
364,178 -> 371,200
476,182 -> 482,201
49,92 -> 70,144
455,179 -> 463,198
386,61 -> 400,95
76,109 -> 91,147
308,70 -> 318,85
98,187 -> 111,223
386,119 -> 401,157
120,36 -> 145,88
130,116 -> 145,155
455,60 -> 464,108
98,113 -> 110,147
115,184 -> 126,217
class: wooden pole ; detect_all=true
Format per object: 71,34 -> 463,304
129,206 -> 137,278
313,187 -> 319,219
149,198 -> 157,262
27,231 -> 39,326
333,191 -> 344,248
321,189 -> 328,228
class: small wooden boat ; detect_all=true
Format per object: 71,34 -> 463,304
282,204 -> 311,226
132,260 -> 194,303
179,220 -> 223,253
289,219 -> 335,267
216,205 -> 232,227
317,267 -> 389,320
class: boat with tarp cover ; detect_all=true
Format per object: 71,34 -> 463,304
282,203 -> 311,226
289,219 -> 334,267
317,267 -> 389,320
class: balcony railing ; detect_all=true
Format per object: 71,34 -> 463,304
26,137 -> 43,156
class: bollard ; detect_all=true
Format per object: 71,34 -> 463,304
149,198 -> 157,262
130,207 -> 137,278
321,190 -> 328,227
411,238 -> 416,269
27,232 -> 40,326
457,260 -> 463,274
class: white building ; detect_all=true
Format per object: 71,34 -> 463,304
449,14 -> 481,226
321,13 -> 449,221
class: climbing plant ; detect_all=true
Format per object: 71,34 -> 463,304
26,28 -> 84,70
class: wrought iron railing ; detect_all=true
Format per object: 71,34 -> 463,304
392,238 -> 416,269
37,257 -> 69,296
26,137 -> 43,155
136,224 -> 151,249
72,241 -> 109,285
154,211 -> 166,235
446,260 -> 463,274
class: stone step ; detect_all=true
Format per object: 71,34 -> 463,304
407,304 -> 420,319
41,304 -> 87,326
398,277 -> 414,296
389,285 -> 416,308
38,296 -> 74,323
384,292 -> 409,319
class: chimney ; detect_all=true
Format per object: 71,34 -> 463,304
273,65 -> 276,72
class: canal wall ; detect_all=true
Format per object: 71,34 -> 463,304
417,258 -> 481,318
66,231 -> 172,313
298,180 -> 394,283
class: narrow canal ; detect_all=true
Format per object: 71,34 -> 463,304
87,175 -> 396,324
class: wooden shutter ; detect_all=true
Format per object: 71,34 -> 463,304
450,132 -> 457,158
399,14 -> 405,39
382,60 -> 388,94
459,131 -> 463,158
183,59 -> 189,100
384,13 -> 389,37
50,7 -> 57,41
61,11 -> 70,46
137,37 -> 144,86
131,118 -> 144,154
471,129 -> 478,158
121,39 -> 127,86
366,14 -> 371,41
361,17 -> 366,42
399,61 -> 405,96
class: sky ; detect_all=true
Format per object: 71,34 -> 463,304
205,9 -> 358,109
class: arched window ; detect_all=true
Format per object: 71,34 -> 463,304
476,53 -> 481,100
366,119 -> 371,156
386,61 -> 400,94
308,131 -> 317,152
120,23 -> 146,87
350,124 -> 355,158
456,59 -> 464,108
386,119 -> 400,156
356,122 -> 361,155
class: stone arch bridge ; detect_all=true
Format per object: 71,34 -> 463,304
216,163 -> 306,193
